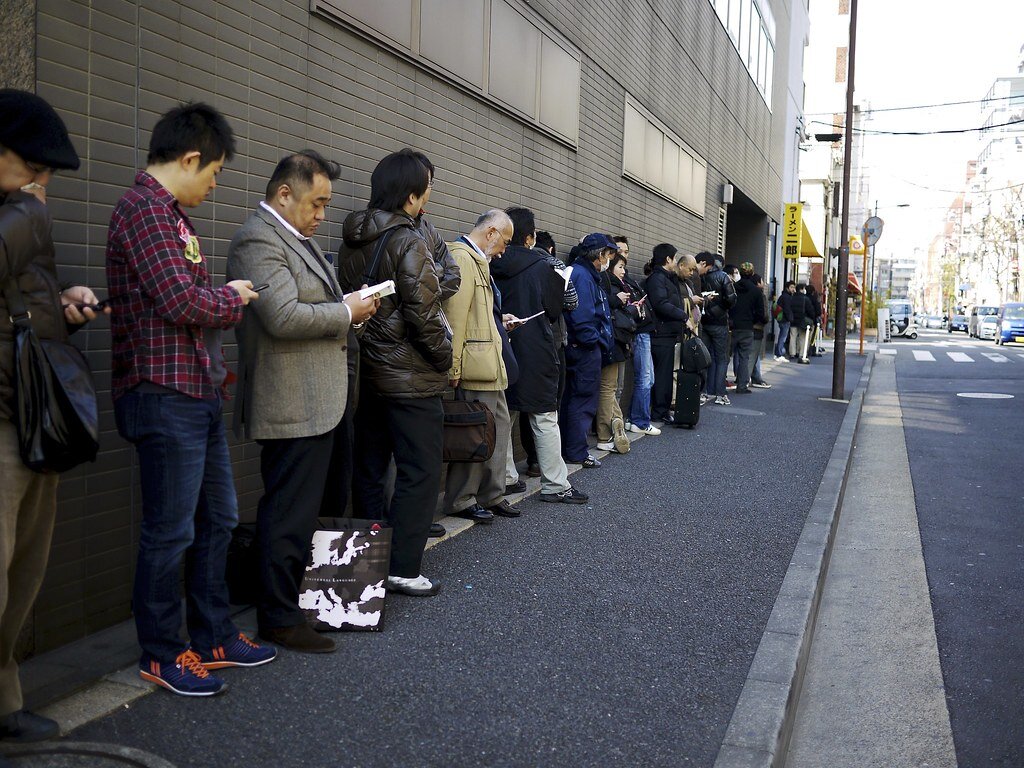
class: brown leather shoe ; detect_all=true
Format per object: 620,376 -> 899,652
259,623 -> 335,654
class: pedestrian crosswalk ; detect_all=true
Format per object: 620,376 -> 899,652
876,348 -> 1023,363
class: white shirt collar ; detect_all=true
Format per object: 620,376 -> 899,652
459,234 -> 487,259
260,201 -> 308,241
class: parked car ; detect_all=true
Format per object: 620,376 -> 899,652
947,314 -> 968,333
978,315 -> 998,340
969,305 -> 999,337
925,315 -> 945,329
995,302 -> 1024,345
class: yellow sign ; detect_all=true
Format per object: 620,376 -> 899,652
783,204 -> 803,259
849,234 -> 865,255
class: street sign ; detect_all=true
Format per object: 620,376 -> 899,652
864,216 -> 884,245
849,234 -> 865,255
783,203 -> 803,259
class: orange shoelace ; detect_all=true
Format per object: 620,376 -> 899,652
175,649 -> 210,679
237,633 -> 259,649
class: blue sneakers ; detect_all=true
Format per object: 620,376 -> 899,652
140,650 -> 227,697
198,633 -> 277,670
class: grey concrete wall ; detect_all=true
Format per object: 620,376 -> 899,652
28,0 -> 790,652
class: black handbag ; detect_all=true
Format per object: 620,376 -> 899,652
680,336 -> 712,372
442,388 -> 496,463
2,278 -> 99,473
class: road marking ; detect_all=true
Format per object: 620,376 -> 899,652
879,348 -> 898,356
957,392 -> 1014,399
982,353 -> 1009,363
912,350 -> 935,361
947,352 -> 973,362
1019,354 -> 1024,361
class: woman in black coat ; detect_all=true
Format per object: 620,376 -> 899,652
645,244 -> 687,423
595,254 -> 640,452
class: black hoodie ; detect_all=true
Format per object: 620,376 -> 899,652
490,245 -> 565,412
729,276 -> 767,330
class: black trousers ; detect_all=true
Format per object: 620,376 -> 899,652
256,424 -> 348,630
650,336 -> 677,420
352,388 -> 444,578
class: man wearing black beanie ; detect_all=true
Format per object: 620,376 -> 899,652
0,89 -> 108,745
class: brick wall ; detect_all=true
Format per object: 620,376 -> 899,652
29,0 -> 789,652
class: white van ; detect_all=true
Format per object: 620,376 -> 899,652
969,305 -> 998,338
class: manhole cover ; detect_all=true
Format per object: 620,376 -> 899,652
956,392 -> 1014,399
0,741 -> 175,767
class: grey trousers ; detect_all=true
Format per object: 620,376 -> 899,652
444,389 -> 510,512
0,419 -> 59,716
506,410 -> 571,494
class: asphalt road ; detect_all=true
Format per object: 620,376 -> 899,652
889,328 -> 1024,766
70,353 -> 861,768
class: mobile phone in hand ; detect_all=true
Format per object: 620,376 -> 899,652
252,283 -> 270,292
75,299 -> 111,311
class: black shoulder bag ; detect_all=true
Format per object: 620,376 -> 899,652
2,278 -> 99,473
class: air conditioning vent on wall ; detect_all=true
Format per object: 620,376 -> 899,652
717,207 -> 727,256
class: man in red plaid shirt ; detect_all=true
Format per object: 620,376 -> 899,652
106,103 -> 274,698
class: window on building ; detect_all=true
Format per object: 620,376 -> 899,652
313,0 -> 582,146
622,97 -> 707,216
706,0 -> 773,108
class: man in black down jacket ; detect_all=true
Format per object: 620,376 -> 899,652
789,284 -> 813,363
728,265 -> 766,393
338,149 -> 453,597
646,243 -> 686,424
697,252 -> 737,404
491,208 -> 585,504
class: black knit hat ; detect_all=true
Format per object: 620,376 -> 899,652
0,89 -> 80,171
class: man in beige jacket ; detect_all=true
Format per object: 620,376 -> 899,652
443,210 -> 517,523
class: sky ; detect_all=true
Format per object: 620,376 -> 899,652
835,0 -> 1024,263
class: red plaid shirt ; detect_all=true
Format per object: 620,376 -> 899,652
106,172 -> 244,400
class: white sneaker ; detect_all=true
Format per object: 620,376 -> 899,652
715,395 -> 731,406
596,441 -> 615,451
639,424 -> 661,436
627,422 -> 645,434
386,574 -> 441,596
774,355 -> 788,362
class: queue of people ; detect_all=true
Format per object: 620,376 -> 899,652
0,92 -> 799,738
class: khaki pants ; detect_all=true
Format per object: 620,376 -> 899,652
596,362 -> 624,441
789,325 -> 810,359
0,419 -> 59,716
506,411 -> 570,495
444,389 -> 510,511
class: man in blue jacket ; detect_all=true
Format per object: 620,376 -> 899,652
560,233 -> 615,467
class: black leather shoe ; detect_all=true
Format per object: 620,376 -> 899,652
0,710 -> 60,743
525,464 -> 542,477
455,504 -> 494,524
428,522 -> 446,538
259,623 -> 335,654
504,480 -> 527,495
488,499 -> 521,518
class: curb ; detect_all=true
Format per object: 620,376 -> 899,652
713,353 -> 875,768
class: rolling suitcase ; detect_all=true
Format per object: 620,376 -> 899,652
673,369 -> 702,429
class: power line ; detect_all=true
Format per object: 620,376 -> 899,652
810,116 -> 1024,136
805,93 -> 1024,117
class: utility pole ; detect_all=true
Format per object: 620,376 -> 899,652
832,0 -> 859,400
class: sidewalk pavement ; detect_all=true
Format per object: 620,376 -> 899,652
4,350 -> 865,768
786,354 -> 957,767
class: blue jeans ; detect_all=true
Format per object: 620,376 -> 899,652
560,344 -> 602,462
775,321 -> 791,357
629,333 -> 654,428
115,390 -> 239,663
701,324 -> 730,396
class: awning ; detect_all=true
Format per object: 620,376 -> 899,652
800,219 -> 822,258
847,272 -> 862,296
